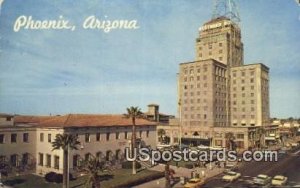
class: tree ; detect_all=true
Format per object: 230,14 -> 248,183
165,163 -> 171,188
125,106 -> 143,175
84,157 -> 110,188
158,129 -> 166,143
225,132 -> 235,150
52,134 -> 80,188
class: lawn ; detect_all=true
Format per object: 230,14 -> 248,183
2,169 -> 162,188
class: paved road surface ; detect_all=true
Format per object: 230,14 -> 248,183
203,149 -> 300,187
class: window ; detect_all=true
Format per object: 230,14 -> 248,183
85,153 -> 91,161
219,49 -> 223,54
251,100 -> 255,104
219,43 -> 222,47
241,72 -> 245,76
85,133 -> 90,142
219,57 -> 223,61
46,154 -> 51,167
241,79 -> 245,84
251,93 -> 254,97
209,44 -> 212,49
0,134 -> 4,144
139,131 -> 142,138
10,154 -> 18,167
48,134 -> 51,143
23,133 -> 29,143
209,51 -> 212,56
38,153 -> 44,166
251,71 -> 255,75
204,114 -> 207,119
96,133 -> 101,141
116,132 -> 120,140
6,117 -> 12,121
40,133 -> 44,142
241,86 -> 245,91
251,86 -> 254,90
11,134 -> 17,143
250,78 -> 254,83
242,93 -> 245,97
146,130 -> 149,138
125,132 -> 128,139
54,156 -> 59,169
233,72 -> 236,77
22,153 -> 29,165
106,133 -> 110,141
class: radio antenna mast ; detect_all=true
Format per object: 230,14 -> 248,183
212,0 -> 241,24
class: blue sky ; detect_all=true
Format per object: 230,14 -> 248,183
0,0 -> 299,118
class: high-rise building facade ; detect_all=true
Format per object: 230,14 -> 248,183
177,15 -> 270,146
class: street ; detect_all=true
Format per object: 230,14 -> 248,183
203,149 -> 300,187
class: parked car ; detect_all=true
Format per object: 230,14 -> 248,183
253,174 -> 271,185
222,171 -> 241,182
271,175 -> 288,186
183,178 -> 205,188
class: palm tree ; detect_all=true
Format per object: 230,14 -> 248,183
165,163 -> 171,188
158,129 -> 166,143
84,157 -> 110,188
125,106 -> 143,175
52,134 -> 80,188
225,132 -> 235,150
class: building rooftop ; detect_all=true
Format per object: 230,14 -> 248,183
14,114 -> 156,128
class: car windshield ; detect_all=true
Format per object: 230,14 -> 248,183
274,176 -> 284,180
227,172 -> 236,176
257,175 -> 267,179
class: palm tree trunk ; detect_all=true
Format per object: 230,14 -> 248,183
63,149 -> 68,188
165,163 -> 171,188
132,117 -> 137,175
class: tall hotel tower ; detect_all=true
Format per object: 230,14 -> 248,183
178,0 -> 270,145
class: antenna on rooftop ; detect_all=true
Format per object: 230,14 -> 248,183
212,0 -> 241,23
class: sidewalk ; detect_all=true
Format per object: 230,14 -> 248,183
134,162 -> 224,188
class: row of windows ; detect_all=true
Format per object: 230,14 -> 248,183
232,99 -> 256,105
232,107 -> 256,112
198,42 -> 223,50
84,131 -> 149,142
0,133 -> 29,144
232,85 -> 255,92
232,114 -> 256,119
232,70 -> 255,77
0,153 -> 30,167
38,153 -> 60,169
183,114 -> 207,119
39,131 -> 150,143
232,78 -> 255,84
183,66 -> 208,75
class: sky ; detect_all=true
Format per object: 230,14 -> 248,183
0,0 -> 299,118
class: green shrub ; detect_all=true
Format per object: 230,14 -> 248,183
45,172 -> 57,182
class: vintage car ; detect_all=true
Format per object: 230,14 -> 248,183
183,178 -> 205,188
271,175 -> 288,186
222,171 -> 241,182
253,174 -> 271,185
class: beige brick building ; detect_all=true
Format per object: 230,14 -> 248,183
0,114 -> 157,176
175,16 -> 271,149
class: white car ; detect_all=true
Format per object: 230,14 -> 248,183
271,175 -> 288,186
253,174 -> 271,185
222,171 -> 241,182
